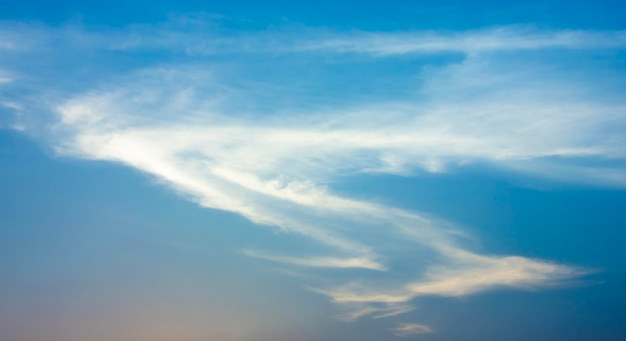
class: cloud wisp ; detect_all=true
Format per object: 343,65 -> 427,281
297,27 -> 626,56
391,323 -> 434,337
47,65 -> 592,322
2,20 -> 623,332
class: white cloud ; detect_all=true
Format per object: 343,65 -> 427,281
3,20 -> 624,334
300,27 -> 626,56
46,56 -> 616,328
4,20 -> 626,57
243,250 -> 385,271
391,323 -> 434,336
313,250 -> 584,307
335,303 -> 415,322
94,25 -> 626,57
47,54 -> 609,325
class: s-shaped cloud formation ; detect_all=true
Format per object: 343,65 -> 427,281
3,20 -> 624,331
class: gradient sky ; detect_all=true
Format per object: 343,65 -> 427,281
1,1 -> 626,340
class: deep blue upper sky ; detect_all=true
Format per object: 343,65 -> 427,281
2,0 -> 626,30
1,1 -> 626,340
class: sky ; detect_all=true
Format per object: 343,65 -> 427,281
1,1 -> 626,340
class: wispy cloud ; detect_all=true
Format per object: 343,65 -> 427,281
96,24 -> 626,56
391,322 -> 434,337
2,19 -> 623,334
243,250 -> 385,271
3,19 -> 626,57
298,27 -> 626,56
314,250 -> 585,315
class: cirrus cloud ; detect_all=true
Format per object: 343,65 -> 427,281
2,19 -> 623,334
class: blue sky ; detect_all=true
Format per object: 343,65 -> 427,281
1,1 -> 626,340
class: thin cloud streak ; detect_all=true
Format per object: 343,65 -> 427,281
82,26 -> 626,56
2,21 -> 626,57
391,323 -> 434,337
297,27 -> 626,56
242,250 -> 386,271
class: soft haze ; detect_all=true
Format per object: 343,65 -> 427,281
1,1 -> 626,340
